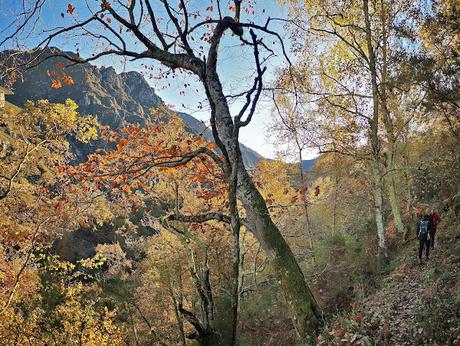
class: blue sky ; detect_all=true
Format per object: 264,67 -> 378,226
0,0 -> 317,159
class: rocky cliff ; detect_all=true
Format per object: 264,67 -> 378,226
5,49 -> 263,166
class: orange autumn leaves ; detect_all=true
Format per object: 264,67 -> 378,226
62,113 -> 224,209
48,63 -> 74,89
65,2 -> 111,14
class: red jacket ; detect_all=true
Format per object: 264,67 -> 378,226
431,212 -> 441,227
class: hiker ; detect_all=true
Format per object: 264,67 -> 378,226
430,209 -> 441,249
416,214 -> 433,264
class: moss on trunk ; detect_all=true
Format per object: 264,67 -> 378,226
238,164 -> 323,338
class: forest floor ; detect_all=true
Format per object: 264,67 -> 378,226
320,218 -> 460,346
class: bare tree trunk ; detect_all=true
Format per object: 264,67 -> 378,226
332,148 -> 339,235
403,134 -> 415,240
203,24 -> 323,337
228,130 -> 241,346
372,158 -> 387,255
7,0 -> 325,340
386,146 -> 406,234
363,0 -> 388,258
380,0 -> 406,236
252,244 -> 261,290
295,137 -> 314,255
238,231 -> 247,297
168,279 -> 186,346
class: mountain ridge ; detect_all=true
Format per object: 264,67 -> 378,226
3,49 -> 263,166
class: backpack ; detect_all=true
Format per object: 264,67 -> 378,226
419,220 -> 429,239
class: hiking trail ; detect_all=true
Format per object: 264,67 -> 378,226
346,233 -> 460,346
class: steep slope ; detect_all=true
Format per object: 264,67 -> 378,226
4,49 -> 263,166
319,213 -> 460,345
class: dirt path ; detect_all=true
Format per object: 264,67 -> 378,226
356,246 -> 445,345
322,223 -> 459,345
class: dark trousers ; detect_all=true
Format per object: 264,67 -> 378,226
418,237 -> 430,259
430,227 -> 437,248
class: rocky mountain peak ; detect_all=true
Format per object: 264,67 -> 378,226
2,49 -> 263,166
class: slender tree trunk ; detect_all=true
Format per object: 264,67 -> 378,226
386,146 -> 406,234
168,279 -> 186,346
333,175 -> 338,234
295,137 -> 314,254
380,0 -> 406,236
238,231 -> 247,297
296,145 -> 316,266
372,158 -> 387,253
403,135 -> 415,240
228,130 -> 241,346
252,244 -> 261,290
363,0 -> 388,258
230,226 -> 240,345
332,148 -> 339,235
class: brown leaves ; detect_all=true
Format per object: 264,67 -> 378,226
100,0 -> 111,11
66,4 -> 74,15
314,185 -> 320,197
299,186 -> 308,194
352,313 -> 364,323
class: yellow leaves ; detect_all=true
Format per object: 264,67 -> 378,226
255,159 -> 299,205
19,99 -> 99,144
0,102 -> 127,344
78,253 -> 106,269
52,283 -> 125,345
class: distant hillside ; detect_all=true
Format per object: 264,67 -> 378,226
302,158 -> 317,171
3,49 -> 263,166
